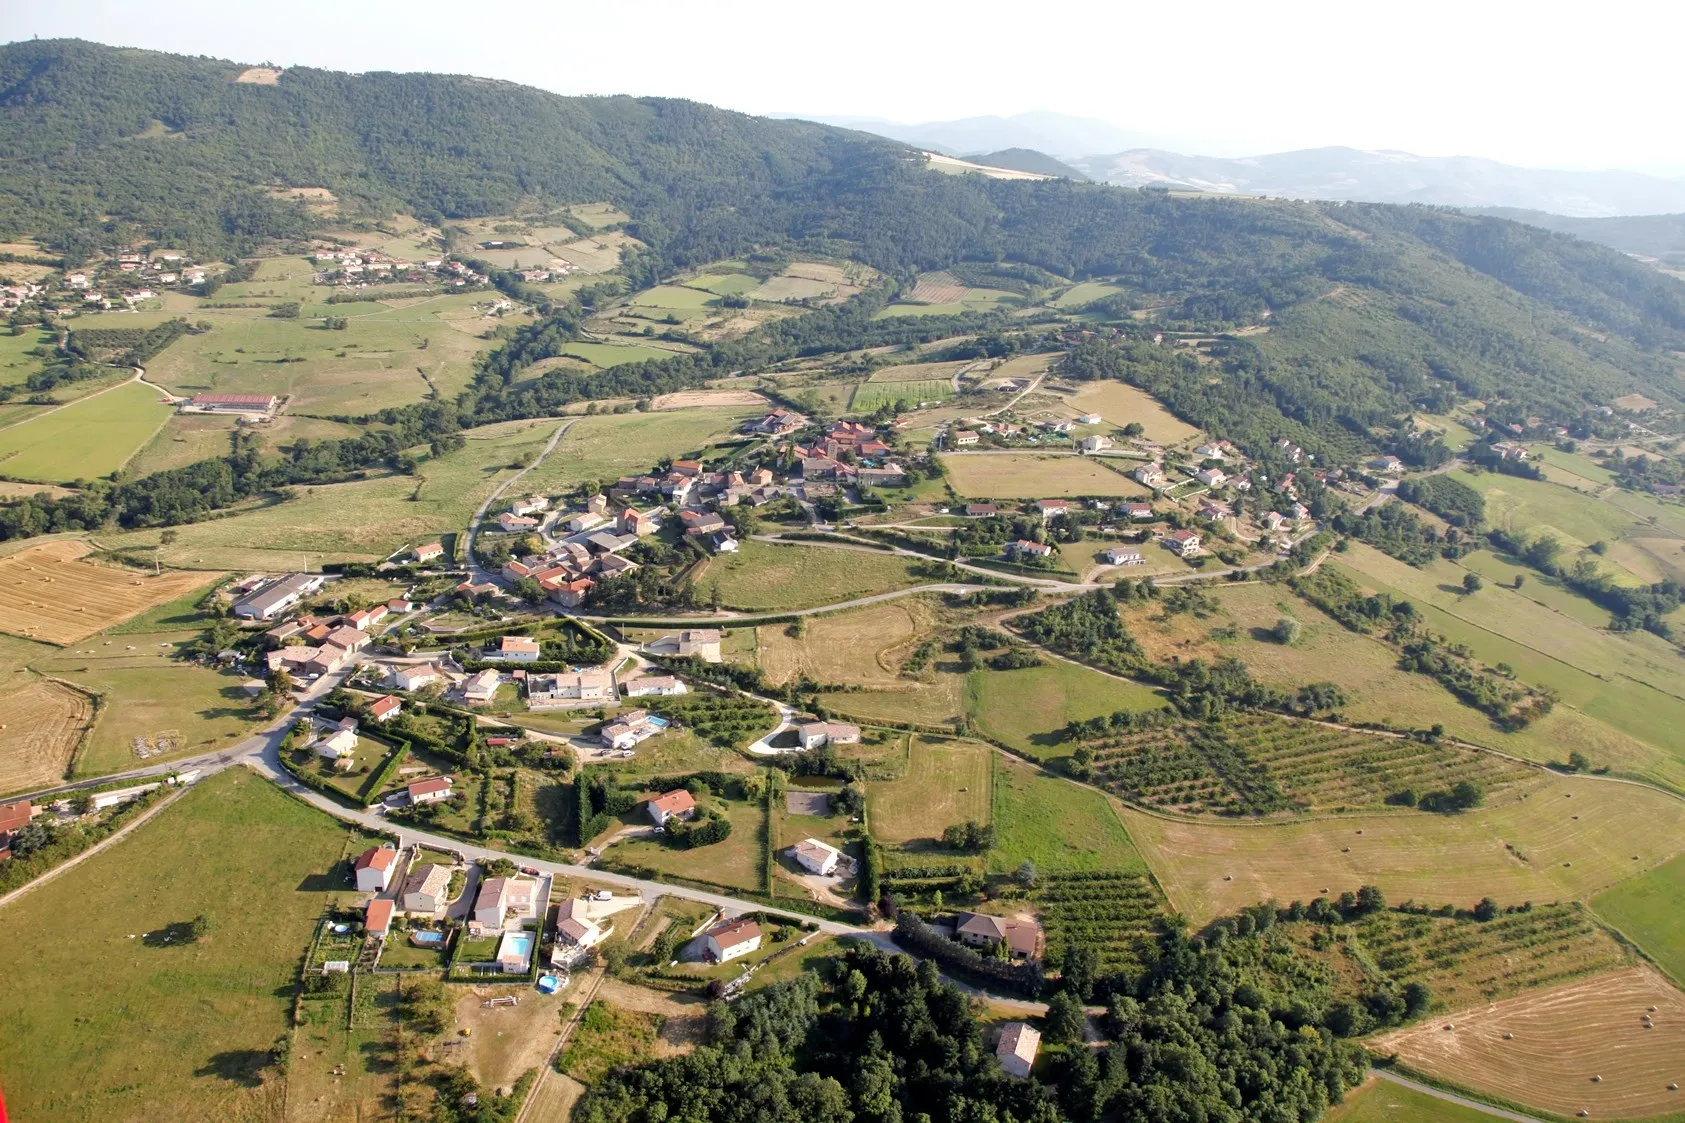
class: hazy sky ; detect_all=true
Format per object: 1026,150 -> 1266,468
10,0 -> 1682,172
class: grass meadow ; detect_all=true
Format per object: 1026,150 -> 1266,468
694,540 -> 931,612
0,380 -> 173,482
867,736 -> 992,847
940,453 -> 1149,499
989,756 -> 1145,874
516,406 -> 758,495
0,770 -> 371,1123
966,660 -> 1163,764
1323,1078 -> 1503,1123
1592,852 -> 1685,984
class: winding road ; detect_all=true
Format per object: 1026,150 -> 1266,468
463,417 -> 574,584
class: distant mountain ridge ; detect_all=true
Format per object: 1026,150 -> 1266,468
788,111 -> 1685,218
1462,208 -> 1685,262
963,148 -> 1089,180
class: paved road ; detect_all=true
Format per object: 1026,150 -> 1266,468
1373,1070 -> 1549,1122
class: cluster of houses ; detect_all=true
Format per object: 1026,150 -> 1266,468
353,844 -> 552,974
33,250 -> 209,312
261,601 -> 393,679
310,249 -> 489,290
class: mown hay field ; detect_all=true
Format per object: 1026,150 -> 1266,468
756,598 -> 935,687
1065,380 -> 1201,443
868,737 -> 992,846
1121,774 -> 1685,925
694,540 -> 931,612
0,677 -> 92,792
1371,967 -> 1685,1119
0,541 -> 216,644
940,452 -> 1149,499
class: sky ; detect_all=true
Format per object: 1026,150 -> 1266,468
9,0 -> 1683,173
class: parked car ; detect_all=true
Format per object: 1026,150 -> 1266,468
520,866 -> 540,876
589,889 -> 612,902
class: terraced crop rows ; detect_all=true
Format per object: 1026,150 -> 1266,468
1351,903 -> 1628,1009
1034,871 -> 1163,971
1088,714 -> 1530,815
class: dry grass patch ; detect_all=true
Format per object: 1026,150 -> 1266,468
233,67 -> 282,84
869,737 -> 992,846
1122,774 -> 1685,925
649,388 -> 769,410
758,598 -> 936,687
0,542 -> 216,645
941,453 -> 1149,499
1066,381 -> 1200,443
1372,966 -> 1685,1119
0,678 -> 92,792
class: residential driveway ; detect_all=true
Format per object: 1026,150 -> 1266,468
447,862 -> 481,922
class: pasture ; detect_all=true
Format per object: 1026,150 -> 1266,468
1372,967 -> 1685,1120
850,379 -> 954,411
0,380 -> 173,482
966,660 -> 1163,763
0,770 -> 372,1123
756,597 -> 935,687
693,540 -> 930,612
1592,853 -> 1685,984
559,341 -> 683,367
820,670 -> 969,729
868,736 -> 992,846
1120,774 -> 1685,925
550,232 -> 641,272
866,360 -> 968,384
608,799 -> 763,892
0,541 -> 216,645
0,678 -> 93,793
518,406 -> 757,494
940,452 -> 1148,499
1066,380 -> 1201,443
1323,1077 -> 1500,1123
1053,281 -> 1126,309
990,756 -> 1145,874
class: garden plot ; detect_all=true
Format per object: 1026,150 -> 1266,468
0,541 -> 215,645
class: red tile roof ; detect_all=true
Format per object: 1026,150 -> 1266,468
0,800 -> 33,833
649,789 -> 696,816
408,776 -> 453,798
365,897 -> 395,934
354,847 -> 399,872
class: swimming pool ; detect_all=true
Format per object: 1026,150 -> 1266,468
647,716 -> 670,729
497,931 -> 534,973
409,930 -> 446,947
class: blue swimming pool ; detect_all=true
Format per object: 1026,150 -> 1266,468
409,930 -> 446,947
647,716 -> 670,729
497,931 -> 534,971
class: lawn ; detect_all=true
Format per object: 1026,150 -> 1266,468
1323,1077 -> 1502,1123
940,453 -> 1150,499
1121,774 -> 1685,925
0,770 -> 373,1123
1592,852 -> 1685,985
966,660 -> 1163,764
559,341 -> 683,367
608,798 -> 765,891
989,756 -> 1146,874
868,736 -> 992,846
0,380 -> 173,482
695,540 -> 931,612
516,407 -> 757,495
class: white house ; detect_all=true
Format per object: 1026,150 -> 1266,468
1194,468 -> 1227,488
554,898 -> 608,950
1134,463 -> 1166,487
1121,502 -> 1155,521
646,789 -> 697,827
510,495 -> 550,517
796,721 -> 860,750
315,727 -> 359,762
401,863 -> 453,915
497,512 -> 538,533
1103,548 -> 1145,566
602,709 -> 662,750
705,917 -> 762,963
485,635 -> 542,663
1165,528 -> 1202,556
1005,539 -> 1054,561
623,676 -> 687,698
407,776 -> 454,805
394,663 -> 444,692
472,876 -> 538,936
353,847 -> 399,892
461,668 -> 502,703
366,695 -> 403,723
1078,435 -> 1113,453
1076,413 -> 1103,425
791,838 -> 842,876
996,1023 -> 1041,1079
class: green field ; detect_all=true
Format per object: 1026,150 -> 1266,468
0,324 -> 54,387
0,380 -> 173,481
868,736 -> 992,846
1592,852 -> 1685,984
966,660 -> 1163,764
609,798 -> 764,891
684,271 -> 760,296
517,407 -> 757,495
989,756 -> 1145,874
849,379 -> 954,411
696,540 -> 931,612
560,341 -> 685,367
0,769 -> 372,1122
1052,281 -> 1125,309
1323,1078 -> 1500,1123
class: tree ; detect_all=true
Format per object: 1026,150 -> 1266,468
1271,616 -> 1301,644
1061,944 -> 1099,1002
1472,897 -> 1499,921
1043,990 -> 1086,1045
1462,573 -> 1483,594
1015,859 -> 1038,889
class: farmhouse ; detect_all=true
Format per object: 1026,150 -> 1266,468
365,695 -> 402,723
954,911 -> 1042,961
791,837 -> 843,876
0,799 -> 35,858
996,1023 -> 1041,1079
353,846 -> 399,892
401,863 -> 453,915
1133,463 -> 1167,488
497,512 -> 538,533
547,577 -> 594,608
647,629 -> 722,662
704,917 -> 762,964
186,392 -> 278,416
509,495 -> 550,517
647,788 -> 697,827
1078,435 -> 1114,453
1121,502 -> 1155,520
461,669 -> 502,703
364,898 -> 395,940
527,668 -> 613,707
965,503 -> 998,517
1165,528 -> 1202,556
952,430 -> 980,446
752,408 -> 808,435
411,542 -> 444,564
233,573 -> 325,620
1103,548 -> 1145,566
407,776 -> 454,805
484,635 -> 541,663
797,721 -> 860,750
471,876 -> 538,936
1492,441 -> 1530,461
623,675 -> 687,697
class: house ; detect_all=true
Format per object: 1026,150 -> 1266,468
791,838 -> 842,876
603,709 -> 662,750
364,898 -> 395,939
1290,502 -> 1311,520
323,626 -> 370,653
387,598 -> 413,615
510,495 -> 550,517
1133,463 -> 1166,487
709,531 -> 739,554
554,898 -> 608,949
647,629 -> 722,662
1194,442 -> 1230,461
1194,468 -> 1226,488
586,531 -> 638,555
1034,499 -> 1071,519
566,511 -> 608,535
187,393 -> 278,415
1122,502 -> 1155,521
1276,439 -> 1304,463
954,912 -> 1042,961
1197,500 -> 1230,522
497,512 -> 539,533
346,605 -> 389,630
407,776 -> 454,805
232,573 -> 325,620
315,728 -> 360,762
1492,441 -> 1530,461
401,862 -> 454,915
527,668 -> 614,707
752,408 -> 808,435
996,1023 -> 1041,1079
952,430 -> 980,446
1165,528 -> 1202,556
965,503 -> 998,517
1367,455 -> 1406,474
1103,548 -> 1145,566
1042,419 -> 1075,433
704,917 -> 763,963
461,669 -> 502,703
618,507 -> 659,536
623,675 -> 687,697
796,721 -> 861,750
472,876 -> 538,935
412,542 -> 445,564
353,846 -> 399,892
1261,511 -> 1286,531
0,799 -> 35,858
1076,413 -> 1103,425
1006,539 -> 1054,561
1078,435 -> 1114,453
485,635 -> 541,663
670,459 -> 703,478
547,577 -> 594,608
366,695 -> 403,723
394,663 -> 444,692
647,789 -> 697,827
681,511 -> 727,537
